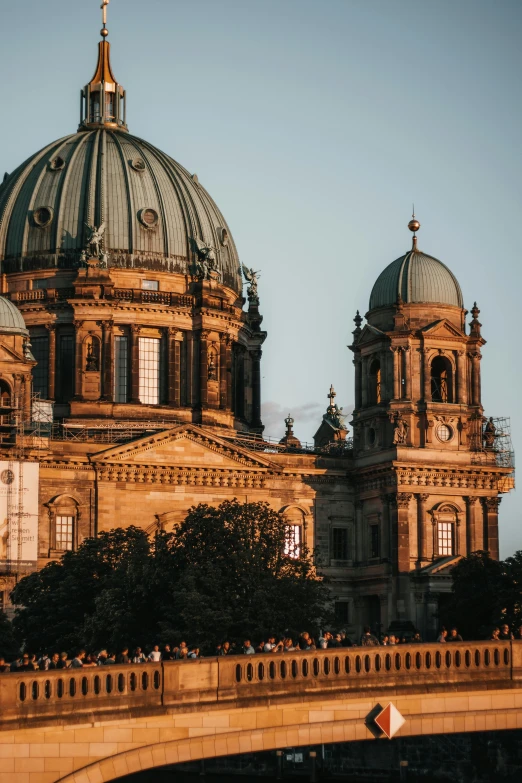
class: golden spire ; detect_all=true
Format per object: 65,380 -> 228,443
79,1 -> 127,131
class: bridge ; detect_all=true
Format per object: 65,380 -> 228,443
1,641 -> 522,783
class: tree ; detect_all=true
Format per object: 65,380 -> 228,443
444,550 -> 522,639
159,500 -> 330,648
9,500 -> 330,655
0,610 -> 18,659
11,527 -> 152,653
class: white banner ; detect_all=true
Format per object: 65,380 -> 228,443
0,461 -> 39,573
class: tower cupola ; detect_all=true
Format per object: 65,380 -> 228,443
79,1 -> 127,131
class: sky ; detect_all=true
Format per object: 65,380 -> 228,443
1,0 -> 521,556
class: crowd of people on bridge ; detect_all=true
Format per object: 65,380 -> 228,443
1,623 -> 521,673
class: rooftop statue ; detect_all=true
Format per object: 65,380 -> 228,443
242,265 -> 261,301
85,223 -> 106,260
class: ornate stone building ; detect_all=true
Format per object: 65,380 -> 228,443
0,17 -> 514,637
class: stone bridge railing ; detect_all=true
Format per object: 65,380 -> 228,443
1,641 -> 521,728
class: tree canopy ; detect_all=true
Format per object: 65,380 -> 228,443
10,500 -> 330,655
443,550 -> 522,639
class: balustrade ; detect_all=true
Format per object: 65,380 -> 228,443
1,642 -> 520,728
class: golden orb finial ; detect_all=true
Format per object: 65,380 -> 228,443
101,27 -> 109,37
408,205 -> 420,234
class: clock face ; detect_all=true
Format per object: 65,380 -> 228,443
436,423 -> 453,443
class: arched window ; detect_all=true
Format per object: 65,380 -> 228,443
282,507 -> 306,559
46,495 -> 80,553
434,504 -> 458,557
431,356 -> 453,403
368,359 -> 382,405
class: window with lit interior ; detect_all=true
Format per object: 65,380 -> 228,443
55,516 -> 74,551
139,337 -> 160,404
437,521 -> 453,556
284,525 -> 302,559
114,336 -> 128,403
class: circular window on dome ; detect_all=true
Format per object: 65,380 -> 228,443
32,206 -> 54,228
138,208 -> 159,229
49,157 -> 65,171
435,423 -> 453,443
130,158 -> 146,172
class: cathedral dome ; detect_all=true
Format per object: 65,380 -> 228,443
0,129 -> 242,292
0,296 -> 28,336
369,245 -> 463,311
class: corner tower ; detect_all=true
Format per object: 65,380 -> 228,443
0,7 -> 265,433
349,216 -> 514,637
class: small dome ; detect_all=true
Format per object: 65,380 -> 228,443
0,296 -> 28,336
369,249 -> 463,310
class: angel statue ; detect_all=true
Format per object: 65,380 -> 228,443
84,223 -> 106,259
242,265 -> 261,300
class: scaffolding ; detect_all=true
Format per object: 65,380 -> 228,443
470,415 -> 515,491
2,394 -> 53,576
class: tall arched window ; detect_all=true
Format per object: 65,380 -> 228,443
434,504 -> 458,557
282,506 -> 306,559
46,495 -> 80,553
431,356 -> 453,403
368,359 -> 382,405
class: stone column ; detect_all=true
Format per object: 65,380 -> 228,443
482,497 -> 500,560
361,356 -> 369,407
130,326 -> 141,403
73,321 -> 84,399
464,496 -> 478,554
380,493 -> 392,562
354,356 -> 362,409
199,331 -> 209,409
423,348 -> 431,401
380,349 -> 388,402
392,348 -> 401,400
168,329 -> 182,407
219,335 -> 227,409
416,493 -> 429,563
251,348 -> 262,428
403,346 -> 412,400
101,321 -> 113,401
46,324 -> 56,400
354,501 -> 363,564
225,336 -> 233,410
457,350 -> 467,404
396,493 -> 412,574
23,372 -> 31,418
471,352 -> 481,406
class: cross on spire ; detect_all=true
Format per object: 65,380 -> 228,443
101,0 -> 110,37
328,385 -> 336,406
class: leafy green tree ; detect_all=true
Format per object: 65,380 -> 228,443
159,499 -> 330,648
11,527 -> 151,653
0,610 -> 18,659
444,550 -> 522,639
10,500 -> 329,654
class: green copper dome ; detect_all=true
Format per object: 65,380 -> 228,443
369,248 -> 464,310
0,129 -> 242,293
0,296 -> 28,336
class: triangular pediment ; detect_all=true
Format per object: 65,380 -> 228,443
91,424 -> 281,471
421,319 -> 465,339
0,344 -> 25,363
355,324 -> 387,345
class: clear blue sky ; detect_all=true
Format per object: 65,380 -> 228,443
1,0 -> 521,556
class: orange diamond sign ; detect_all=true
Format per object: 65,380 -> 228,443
374,702 -> 405,739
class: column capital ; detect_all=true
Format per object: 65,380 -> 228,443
396,493 -> 412,509
463,495 -> 479,507
44,322 -> 56,333
417,493 -> 429,502
483,496 -> 501,512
